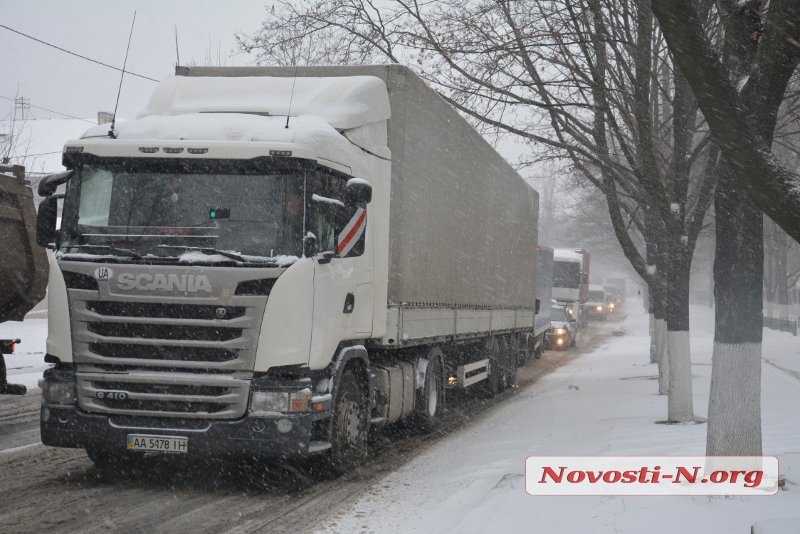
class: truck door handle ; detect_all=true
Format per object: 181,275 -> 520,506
343,293 -> 355,314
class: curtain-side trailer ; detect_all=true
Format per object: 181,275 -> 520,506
36,65 -> 539,473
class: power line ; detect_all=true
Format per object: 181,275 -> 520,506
0,95 -> 96,124
0,23 -> 159,82
15,150 -> 63,158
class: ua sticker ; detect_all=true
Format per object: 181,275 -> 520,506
94,267 -> 112,282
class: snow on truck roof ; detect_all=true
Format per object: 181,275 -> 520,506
139,75 -> 391,130
553,249 -> 583,262
76,75 -> 391,177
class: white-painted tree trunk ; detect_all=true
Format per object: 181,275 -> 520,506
667,330 -> 693,422
649,314 -> 656,363
706,342 -> 762,455
656,319 -> 668,395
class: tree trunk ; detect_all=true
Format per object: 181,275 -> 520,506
665,246 -> 694,421
706,163 -> 763,456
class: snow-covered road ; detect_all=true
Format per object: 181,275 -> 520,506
2,303 -> 798,533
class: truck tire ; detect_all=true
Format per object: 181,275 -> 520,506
498,336 -> 517,390
327,369 -> 368,474
411,350 -> 445,432
532,333 -> 544,360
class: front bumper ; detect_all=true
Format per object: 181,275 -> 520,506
41,404 -> 317,459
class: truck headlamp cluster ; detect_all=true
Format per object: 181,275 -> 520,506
596,305 -> 603,312
39,379 -> 76,406
554,327 -> 566,335
250,389 -> 312,416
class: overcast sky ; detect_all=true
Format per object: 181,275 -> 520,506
1,1 -> 272,123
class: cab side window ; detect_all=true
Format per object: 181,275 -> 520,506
308,169 -> 366,258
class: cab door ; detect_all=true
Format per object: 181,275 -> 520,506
307,175 -> 373,370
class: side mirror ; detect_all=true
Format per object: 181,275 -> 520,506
344,179 -> 372,205
38,170 -> 74,197
36,195 -> 61,248
535,298 -> 541,314
302,233 -> 318,258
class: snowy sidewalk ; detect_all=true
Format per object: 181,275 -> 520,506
314,304 -> 800,534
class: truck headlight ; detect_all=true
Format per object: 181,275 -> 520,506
250,388 -> 311,415
555,327 -> 566,335
40,379 -> 76,406
596,305 -> 603,312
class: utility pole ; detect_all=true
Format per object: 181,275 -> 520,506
14,96 -> 30,121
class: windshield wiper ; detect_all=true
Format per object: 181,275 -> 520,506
157,245 -> 247,263
71,244 -> 143,259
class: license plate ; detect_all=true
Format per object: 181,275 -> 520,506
127,434 -> 188,453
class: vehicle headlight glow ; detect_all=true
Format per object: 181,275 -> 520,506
555,327 -> 566,335
596,305 -> 603,311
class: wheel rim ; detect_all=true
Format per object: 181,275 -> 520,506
337,394 -> 363,449
426,364 -> 439,416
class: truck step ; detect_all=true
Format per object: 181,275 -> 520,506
308,441 -> 331,453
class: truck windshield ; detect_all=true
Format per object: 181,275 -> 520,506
553,261 -> 580,288
59,159 -> 307,263
589,290 -> 605,302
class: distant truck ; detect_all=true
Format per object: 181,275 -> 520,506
552,248 -> 590,327
605,277 -> 627,305
586,284 -> 608,321
35,65 -> 540,472
0,164 -> 49,395
531,246 -> 553,359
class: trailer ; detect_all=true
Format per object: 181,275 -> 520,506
0,164 -> 49,395
36,65 -> 539,472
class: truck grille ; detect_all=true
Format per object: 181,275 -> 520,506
76,372 -> 248,419
87,322 -> 243,342
88,343 -> 238,362
62,265 -> 281,420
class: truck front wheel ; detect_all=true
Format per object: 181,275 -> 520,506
328,370 -> 368,474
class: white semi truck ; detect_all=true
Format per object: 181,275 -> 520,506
552,248 -> 590,328
36,65 -> 539,472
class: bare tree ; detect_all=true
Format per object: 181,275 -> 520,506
652,0 -> 800,244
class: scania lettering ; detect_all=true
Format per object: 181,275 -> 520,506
115,273 -> 213,293
36,65 -> 539,473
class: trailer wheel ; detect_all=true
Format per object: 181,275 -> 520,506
327,369 -> 368,474
411,350 -> 445,432
476,337 -> 500,397
497,336 -> 517,390
514,334 -> 526,366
